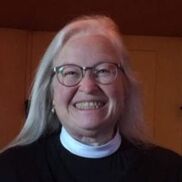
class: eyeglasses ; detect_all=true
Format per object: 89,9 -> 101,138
52,62 -> 124,87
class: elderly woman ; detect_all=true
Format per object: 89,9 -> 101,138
0,15 -> 181,181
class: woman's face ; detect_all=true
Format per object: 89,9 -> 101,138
52,35 -> 125,143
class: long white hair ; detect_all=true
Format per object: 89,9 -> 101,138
5,15 -> 150,150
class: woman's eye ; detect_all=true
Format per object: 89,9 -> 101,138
96,69 -> 110,75
63,71 -> 79,77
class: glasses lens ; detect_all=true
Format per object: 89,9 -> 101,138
57,65 -> 82,86
94,63 -> 117,84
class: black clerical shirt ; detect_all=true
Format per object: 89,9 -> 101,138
0,132 -> 181,182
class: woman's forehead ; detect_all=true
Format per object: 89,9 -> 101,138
54,34 -> 120,66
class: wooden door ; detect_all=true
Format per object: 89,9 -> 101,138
26,31 -> 55,94
0,29 -> 28,149
124,36 -> 182,154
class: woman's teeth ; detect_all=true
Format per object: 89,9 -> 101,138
75,101 -> 105,110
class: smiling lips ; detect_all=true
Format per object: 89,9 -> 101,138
74,101 -> 106,110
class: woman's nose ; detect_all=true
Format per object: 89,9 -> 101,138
78,72 -> 100,93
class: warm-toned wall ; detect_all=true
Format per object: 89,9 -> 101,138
0,29 -> 28,148
0,29 -> 55,149
124,36 -> 182,154
0,29 -> 181,154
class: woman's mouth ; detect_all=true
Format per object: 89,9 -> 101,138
74,101 -> 106,110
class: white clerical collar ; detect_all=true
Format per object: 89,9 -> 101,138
60,127 -> 122,159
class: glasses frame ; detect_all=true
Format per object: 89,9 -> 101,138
52,62 -> 124,87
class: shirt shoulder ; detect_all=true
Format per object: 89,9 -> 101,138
143,145 -> 182,165
122,138 -> 182,166
121,138 -> 182,181
136,144 -> 182,180
0,136 -> 48,181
